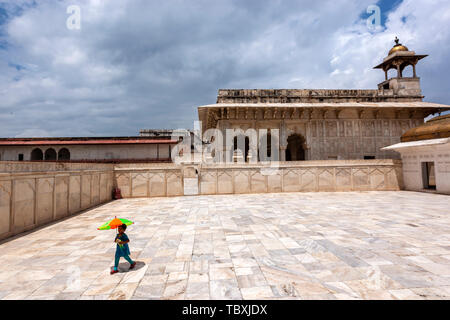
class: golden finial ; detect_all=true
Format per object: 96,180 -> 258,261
389,36 -> 408,55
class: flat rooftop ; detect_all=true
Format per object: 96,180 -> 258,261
0,191 -> 449,300
216,89 -> 424,103
0,137 -> 177,146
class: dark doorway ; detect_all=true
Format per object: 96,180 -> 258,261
286,134 -> 305,161
422,162 -> 436,190
258,132 -> 272,161
45,148 -> 57,161
31,148 -> 43,160
18,154 -> 24,161
233,136 -> 249,162
58,148 -> 70,161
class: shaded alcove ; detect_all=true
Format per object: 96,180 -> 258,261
58,148 -> 70,161
44,148 -> 57,161
233,135 -> 249,162
30,148 -> 43,161
286,134 -> 305,161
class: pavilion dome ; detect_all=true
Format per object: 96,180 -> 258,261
401,114 -> 450,142
389,37 -> 409,55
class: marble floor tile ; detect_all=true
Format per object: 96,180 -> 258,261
133,284 -> 164,299
162,280 -> 188,300
210,279 -> 242,300
108,283 -> 139,300
240,286 -> 274,299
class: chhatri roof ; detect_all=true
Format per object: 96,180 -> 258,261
389,37 -> 409,55
401,114 -> 450,142
373,37 -> 427,70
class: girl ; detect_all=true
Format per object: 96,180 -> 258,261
111,223 -> 136,274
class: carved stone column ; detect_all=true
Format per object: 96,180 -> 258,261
280,146 -> 287,161
280,120 -> 288,161
224,145 -> 233,164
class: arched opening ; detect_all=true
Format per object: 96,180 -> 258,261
233,135 -> 249,162
44,148 -> 57,161
286,134 -> 305,161
387,68 -> 397,79
402,64 -> 414,78
30,148 -> 43,161
58,148 -> 70,161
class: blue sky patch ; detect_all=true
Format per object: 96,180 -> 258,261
360,0 -> 403,27
8,62 -> 25,71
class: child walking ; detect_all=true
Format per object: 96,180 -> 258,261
111,223 -> 136,274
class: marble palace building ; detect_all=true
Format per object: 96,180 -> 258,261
198,38 -> 450,162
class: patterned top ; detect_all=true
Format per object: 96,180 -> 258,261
114,233 -> 130,257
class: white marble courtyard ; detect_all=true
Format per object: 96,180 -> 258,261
0,191 -> 449,300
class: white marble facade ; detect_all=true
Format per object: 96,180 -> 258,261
199,104 -> 441,162
383,138 -> 450,194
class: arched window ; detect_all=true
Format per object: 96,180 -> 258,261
44,148 -> 57,161
258,132 -> 272,161
233,135 -> 249,162
58,148 -> 70,161
30,148 -> 43,161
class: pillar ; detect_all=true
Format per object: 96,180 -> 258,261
224,145 -> 233,164
396,64 -> 401,78
280,146 -> 287,161
280,120 -> 287,162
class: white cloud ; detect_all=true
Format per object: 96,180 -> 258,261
0,0 -> 449,137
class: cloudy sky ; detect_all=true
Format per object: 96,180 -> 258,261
0,0 -> 449,137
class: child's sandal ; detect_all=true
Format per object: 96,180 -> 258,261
130,262 -> 136,269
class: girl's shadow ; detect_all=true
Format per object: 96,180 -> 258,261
115,261 -> 146,273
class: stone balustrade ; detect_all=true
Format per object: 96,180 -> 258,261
114,159 -> 403,198
0,163 -> 114,241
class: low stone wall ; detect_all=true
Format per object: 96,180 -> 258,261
0,163 -> 114,240
114,160 -> 403,198
0,161 -> 113,173
199,160 -> 403,194
114,164 -> 184,198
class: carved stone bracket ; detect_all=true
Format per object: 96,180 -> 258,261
373,109 -> 380,119
273,108 -> 278,119
358,109 -> 364,119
